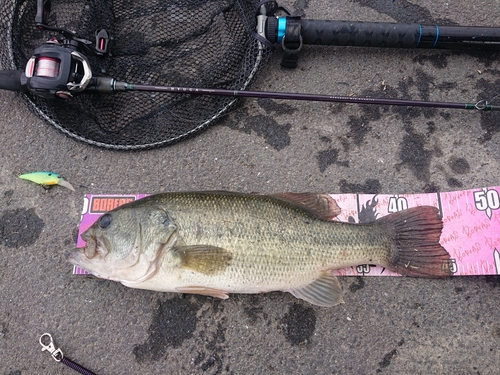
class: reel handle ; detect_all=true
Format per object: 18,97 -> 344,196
35,0 -> 51,27
0,70 -> 29,92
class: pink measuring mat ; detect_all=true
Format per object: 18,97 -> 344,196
74,187 -> 500,276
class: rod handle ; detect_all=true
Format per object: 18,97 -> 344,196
0,70 -> 29,92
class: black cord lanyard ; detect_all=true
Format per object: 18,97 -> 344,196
40,333 -> 98,375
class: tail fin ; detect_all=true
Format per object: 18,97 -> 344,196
375,206 -> 452,277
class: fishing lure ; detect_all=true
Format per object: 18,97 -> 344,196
19,171 -> 75,191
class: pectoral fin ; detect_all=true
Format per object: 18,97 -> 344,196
173,245 -> 233,275
287,272 -> 344,307
176,286 -> 229,299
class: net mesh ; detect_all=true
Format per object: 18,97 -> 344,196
0,0 -> 273,149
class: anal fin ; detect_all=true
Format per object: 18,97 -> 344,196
287,272 -> 344,307
176,286 -> 229,299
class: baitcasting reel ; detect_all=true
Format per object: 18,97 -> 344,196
13,0 -> 110,99
24,38 -> 94,99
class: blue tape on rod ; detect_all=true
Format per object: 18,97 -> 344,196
416,24 -> 422,47
277,17 -> 286,43
433,25 -> 440,48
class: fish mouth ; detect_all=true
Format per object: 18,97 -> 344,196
65,249 -> 108,279
65,233 -> 103,268
75,233 -> 108,260
65,248 -> 87,268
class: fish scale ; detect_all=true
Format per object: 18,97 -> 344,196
161,194 -> 379,280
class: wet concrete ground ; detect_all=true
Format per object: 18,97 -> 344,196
1,0 -> 500,374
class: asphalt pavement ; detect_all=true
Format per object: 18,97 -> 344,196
1,0 -> 500,374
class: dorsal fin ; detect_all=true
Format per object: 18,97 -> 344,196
269,193 -> 341,220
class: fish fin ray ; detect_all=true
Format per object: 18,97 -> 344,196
176,286 -> 229,299
375,206 -> 452,277
269,193 -> 341,220
173,245 -> 232,275
288,272 -> 343,307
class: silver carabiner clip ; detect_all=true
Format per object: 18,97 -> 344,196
39,333 -> 64,362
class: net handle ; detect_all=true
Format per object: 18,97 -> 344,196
268,18 -> 500,50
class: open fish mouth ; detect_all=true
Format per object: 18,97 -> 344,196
75,233 -> 108,260
65,234 -> 104,268
65,248 -> 90,273
65,257 -> 110,281
65,247 -> 110,280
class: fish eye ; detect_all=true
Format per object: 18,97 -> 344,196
99,214 -> 113,229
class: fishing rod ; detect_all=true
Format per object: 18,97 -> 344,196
76,78 -> 500,111
1,0 -> 499,149
3,59 -> 498,112
3,61 -> 499,111
2,17 -> 499,110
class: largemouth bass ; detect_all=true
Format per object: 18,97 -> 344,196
68,191 -> 451,307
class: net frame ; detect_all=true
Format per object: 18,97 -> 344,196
0,0 -> 274,149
